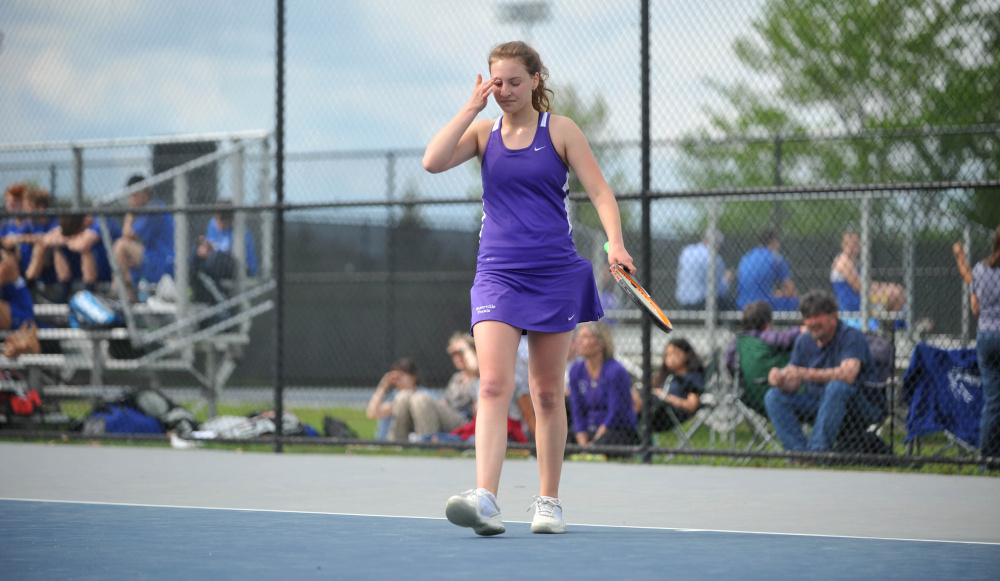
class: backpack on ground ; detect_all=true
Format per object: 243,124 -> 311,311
323,415 -> 359,439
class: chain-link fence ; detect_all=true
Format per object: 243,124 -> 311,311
1,0 -> 997,468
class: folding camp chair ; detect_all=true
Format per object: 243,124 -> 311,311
902,342 -> 983,457
702,335 -> 786,455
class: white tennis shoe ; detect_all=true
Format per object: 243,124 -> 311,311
529,495 -> 566,534
445,488 -> 506,536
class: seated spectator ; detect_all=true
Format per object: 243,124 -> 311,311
19,187 -> 60,295
632,338 -> 705,433
830,230 -> 905,315
567,321 -> 639,449
675,231 -> 735,311
736,229 -> 798,311
112,174 -> 175,301
0,244 -> 34,331
366,335 -> 480,442
763,290 -> 882,453
0,184 -> 31,258
725,301 -> 803,415
189,200 -> 259,305
38,214 -> 122,302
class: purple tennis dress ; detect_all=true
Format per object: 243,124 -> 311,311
470,112 -> 603,334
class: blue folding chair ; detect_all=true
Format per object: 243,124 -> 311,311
902,343 -> 983,457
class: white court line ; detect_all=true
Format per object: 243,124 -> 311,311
2,497 -> 999,547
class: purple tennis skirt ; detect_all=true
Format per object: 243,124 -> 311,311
470,258 -> 604,334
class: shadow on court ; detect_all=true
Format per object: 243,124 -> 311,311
2,500 -> 998,580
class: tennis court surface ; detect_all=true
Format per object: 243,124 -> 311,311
2,442 -> 998,579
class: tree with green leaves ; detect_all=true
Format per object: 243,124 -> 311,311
679,0 -> 999,233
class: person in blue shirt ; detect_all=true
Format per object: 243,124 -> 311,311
0,244 -> 34,331
1,184 -> 31,258
188,200 -> 258,304
830,230 -> 905,316
764,290 -> 880,453
675,232 -> 735,311
35,213 -> 122,302
112,174 -> 175,301
567,321 -> 639,450
19,187 -> 63,298
1,184 -> 51,291
736,229 -> 799,311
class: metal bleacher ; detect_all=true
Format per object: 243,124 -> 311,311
0,131 -> 275,418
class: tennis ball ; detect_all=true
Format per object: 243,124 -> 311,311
603,241 -> 610,254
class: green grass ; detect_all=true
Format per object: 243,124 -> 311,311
6,401 -> 993,476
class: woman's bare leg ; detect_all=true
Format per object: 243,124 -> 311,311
527,330 -> 573,499
471,321 -> 521,495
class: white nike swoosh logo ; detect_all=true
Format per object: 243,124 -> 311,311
535,146 -> 546,151
568,314 -> 575,320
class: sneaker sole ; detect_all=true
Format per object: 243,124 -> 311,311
445,496 -> 506,536
530,519 -> 566,534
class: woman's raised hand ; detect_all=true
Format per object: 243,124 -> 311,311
468,74 -> 497,113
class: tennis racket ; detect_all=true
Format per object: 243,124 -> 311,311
604,242 -> 672,333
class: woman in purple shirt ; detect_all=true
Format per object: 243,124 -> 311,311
423,41 -> 633,536
568,322 -> 638,449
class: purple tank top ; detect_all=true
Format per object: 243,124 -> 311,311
478,112 -> 578,270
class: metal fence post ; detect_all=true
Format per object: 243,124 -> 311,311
860,197 -> 871,323
72,146 -> 83,210
173,173 -> 190,324
638,0 -> 652,463
259,138 -> 273,281
904,198 -> 916,337
961,225 -> 971,345
232,139 -> 247,293
705,199 -> 719,340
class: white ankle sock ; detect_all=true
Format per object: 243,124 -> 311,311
477,488 -> 499,517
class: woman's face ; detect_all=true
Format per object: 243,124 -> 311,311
576,327 -> 603,359
489,58 -> 537,114
664,344 -> 686,372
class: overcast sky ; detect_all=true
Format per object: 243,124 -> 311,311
1,0 -> 766,152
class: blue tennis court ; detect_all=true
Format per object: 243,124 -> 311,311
1,443 -> 998,579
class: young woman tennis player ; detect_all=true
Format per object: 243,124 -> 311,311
423,41 -> 634,535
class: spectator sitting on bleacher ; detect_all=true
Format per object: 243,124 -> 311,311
632,337 -> 705,433
33,213 -> 122,303
18,187 -> 61,298
830,230 -> 905,317
736,229 -> 799,311
188,200 -> 258,305
113,174 -> 175,301
764,290 -> 880,453
1,184 -> 31,258
675,231 -> 735,311
0,244 -> 34,331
